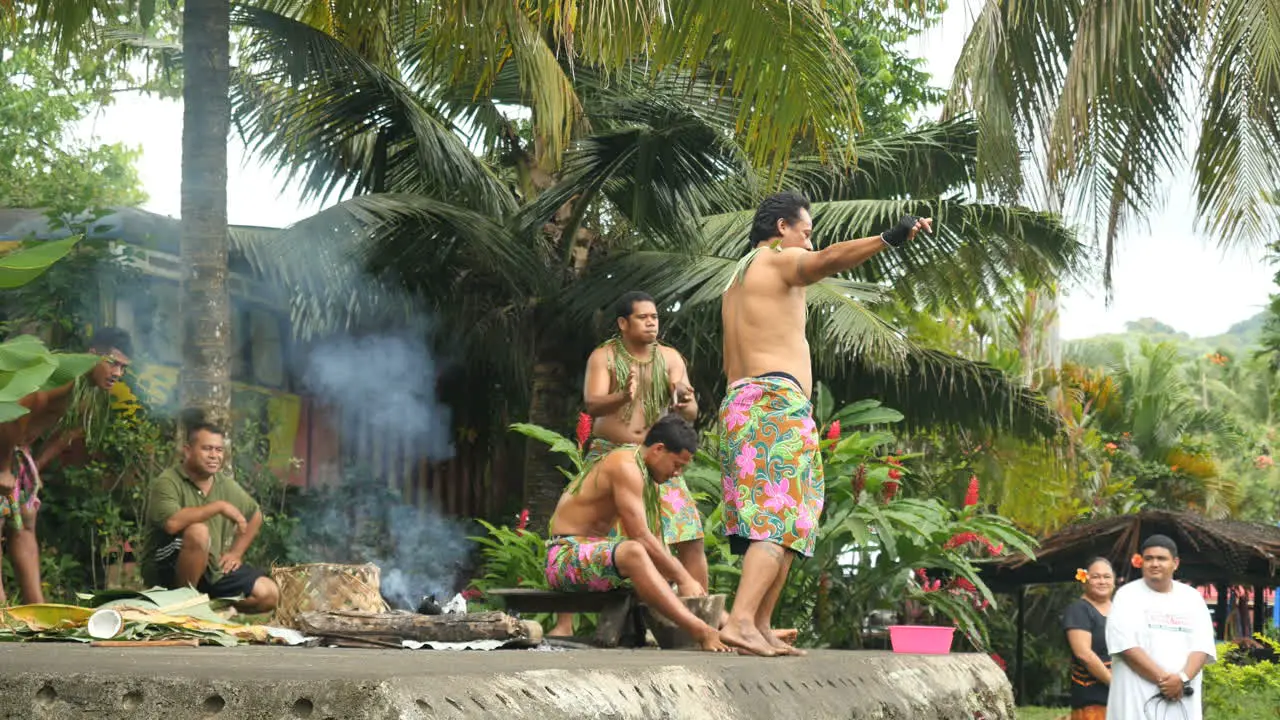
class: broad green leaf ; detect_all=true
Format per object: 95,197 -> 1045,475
43,353 -> 101,389
0,236 -> 82,289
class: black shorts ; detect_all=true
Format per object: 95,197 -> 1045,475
153,537 -> 265,599
728,535 -> 803,559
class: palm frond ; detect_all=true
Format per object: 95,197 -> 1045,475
229,5 -> 514,214
420,0 -> 860,174
233,193 -> 537,340
783,117 -> 980,202
1195,0 -> 1280,249
514,81 -> 752,253
946,0 -> 1280,288
701,197 -> 1085,309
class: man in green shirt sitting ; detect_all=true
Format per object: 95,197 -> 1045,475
141,414 -> 279,612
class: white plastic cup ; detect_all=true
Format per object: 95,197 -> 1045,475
87,609 -> 123,639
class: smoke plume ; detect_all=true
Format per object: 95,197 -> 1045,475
300,326 -> 454,461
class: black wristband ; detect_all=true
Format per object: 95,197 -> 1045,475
880,215 -> 920,248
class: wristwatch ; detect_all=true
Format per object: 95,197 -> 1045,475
1178,672 -> 1190,684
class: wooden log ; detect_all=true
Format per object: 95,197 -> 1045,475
296,610 -> 537,645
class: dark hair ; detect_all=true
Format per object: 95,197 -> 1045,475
615,291 -> 656,320
1140,534 -> 1179,558
180,407 -> 224,444
87,326 -> 132,356
1085,557 -> 1114,573
748,191 -> 811,251
643,415 -> 698,455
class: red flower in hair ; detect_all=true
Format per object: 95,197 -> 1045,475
826,421 -> 841,440
575,413 -> 592,450
964,475 -> 980,507
1131,553 -> 1143,569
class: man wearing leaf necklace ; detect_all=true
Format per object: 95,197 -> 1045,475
548,292 -> 706,638
546,415 -> 730,653
583,291 -> 703,558
718,191 -> 930,657
0,327 -> 132,604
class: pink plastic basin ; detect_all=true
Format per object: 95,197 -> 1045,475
888,625 -> 955,654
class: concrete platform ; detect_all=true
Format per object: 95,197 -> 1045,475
0,644 -> 1014,719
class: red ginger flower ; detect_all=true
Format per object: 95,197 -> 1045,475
944,531 -> 981,549
515,508 -> 529,533
852,464 -> 867,497
888,468 -> 902,481
826,420 -> 841,440
575,412 -> 592,450
964,475 -> 980,507
883,480 -> 900,502
990,653 -> 1007,671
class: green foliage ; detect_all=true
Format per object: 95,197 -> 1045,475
828,0 -> 945,137
0,44 -> 146,212
492,392 -> 1037,649
0,236 -> 83,289
1203,636 -> 1280,718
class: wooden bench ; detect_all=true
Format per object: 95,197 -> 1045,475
485,589 -> 647,648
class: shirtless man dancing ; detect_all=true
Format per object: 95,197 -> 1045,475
0,327 -> 132,603
718,191 -> 929,656
550,291 -> 705,637
545,415 -> 729,652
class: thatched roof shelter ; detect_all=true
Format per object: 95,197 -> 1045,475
983,511 -> 1279,703
982,510 -> 1280,591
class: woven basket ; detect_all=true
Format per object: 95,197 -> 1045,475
271,562 -> 389,629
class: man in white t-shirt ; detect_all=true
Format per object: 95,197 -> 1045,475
1106,534 -> 1217,719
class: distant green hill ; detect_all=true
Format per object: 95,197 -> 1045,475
1064,311 -> 1267,367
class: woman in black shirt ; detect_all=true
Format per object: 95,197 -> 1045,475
1061,557 -> 1115,719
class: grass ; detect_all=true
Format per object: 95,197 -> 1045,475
1017,708 -> 1068,720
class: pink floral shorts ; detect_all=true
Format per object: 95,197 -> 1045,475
545,535 -> 629,592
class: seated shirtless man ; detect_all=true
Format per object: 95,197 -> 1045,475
546,414 -> 730,652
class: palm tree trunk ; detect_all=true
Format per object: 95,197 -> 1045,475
523,353 -> 574,529
179,0 -> 232,428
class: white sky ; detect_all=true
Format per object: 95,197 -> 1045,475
71,2 -> 1275,341
908,2 -> 1276,339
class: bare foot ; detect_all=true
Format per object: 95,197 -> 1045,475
548,613 -> 575,637
693,627 -> 735,653
761,625 -> 805,655
772,628 -> 798,645
719,617 -> 777,657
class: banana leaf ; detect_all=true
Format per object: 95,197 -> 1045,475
0,604 -> 94,631
0,335 -> 100,422
0,236 -> 82,289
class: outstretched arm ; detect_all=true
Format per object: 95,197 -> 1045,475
782,217 -> 932,286
613,463 -> 700,594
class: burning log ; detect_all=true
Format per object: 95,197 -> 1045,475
296,610 -> 542,648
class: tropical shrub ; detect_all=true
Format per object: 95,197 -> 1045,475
487,390 -> 1038,648
1203,635 -> 1280,718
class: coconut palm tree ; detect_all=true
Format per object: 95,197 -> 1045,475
226,6 -> 1083,522
947,0 -> 1280,289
